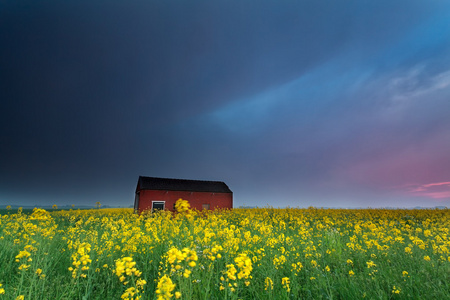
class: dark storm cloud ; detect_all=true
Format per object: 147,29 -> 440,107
1,0 -> 450,206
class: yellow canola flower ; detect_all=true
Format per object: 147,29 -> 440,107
226,264 -> 237,281
114,256 -> 143,282
392,286 -> 401,294
265,277 -> 273,290
156,275 -> 176,300
234,253 -> 252,280
136,279 -> 146,288
15,250 -> 31,259
18,264 -> 30,271
70,242 -> 92,279
175,199 -> 191,215
183,269 -> 191,278
282,277 -> 291,292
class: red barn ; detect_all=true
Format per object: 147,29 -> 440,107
134,176 -> 233,213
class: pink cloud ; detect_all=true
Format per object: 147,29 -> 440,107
421,181 -> 450,188
405,181 -> 450,200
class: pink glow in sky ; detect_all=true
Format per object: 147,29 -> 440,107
405,181 -> 450,200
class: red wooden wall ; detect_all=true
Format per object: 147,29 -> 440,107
137,189 -> 232,212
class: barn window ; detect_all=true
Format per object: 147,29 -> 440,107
152,201 -> 165,212
202,204 -> 210,210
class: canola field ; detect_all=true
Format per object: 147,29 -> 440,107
0,200 -> 449,299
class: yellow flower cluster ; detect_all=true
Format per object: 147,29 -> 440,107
366,260 -> 376,268
225,263 -> 237,281
174,199 -> 191,215
282,277 -> 291,292
234,253 -> 252,280
15,245 -> 35,271
114,257 -> 142,282
29,208 -> 51,221
219,252 -> 253,292
155,246 -> 200,300
220,264 -> 237,292
264,277 -> 273,290
15,249 -> 31,260
121,287 -> 139,300
68,242 -> 92,279
35,268 -> 45,279
273,254 -> 287,269
291,261 -> 303,275
167,247 -> 198,278
202,244 -> 223,261
2,207 -> 57,248
155,275 -> 176,300
392,285 -> 401,294
114,257 -> 145,300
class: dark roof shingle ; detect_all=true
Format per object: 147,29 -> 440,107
137,176 -> 232,193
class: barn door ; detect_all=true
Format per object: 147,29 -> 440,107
152,201 -> 165,212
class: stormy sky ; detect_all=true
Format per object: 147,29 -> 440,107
1,0 -> 450,208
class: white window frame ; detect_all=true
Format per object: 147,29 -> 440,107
151,201 -> 165,212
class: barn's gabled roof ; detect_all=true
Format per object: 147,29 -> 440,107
137,176 -> 232,193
